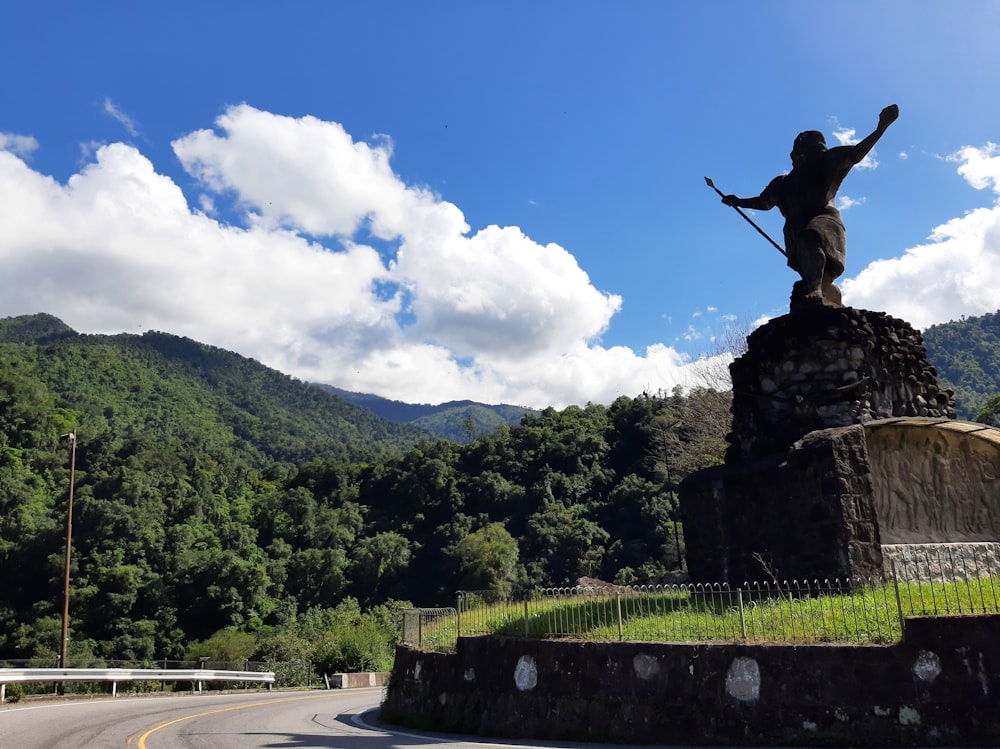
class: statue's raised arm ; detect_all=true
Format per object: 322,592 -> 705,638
833,104 -> 900,171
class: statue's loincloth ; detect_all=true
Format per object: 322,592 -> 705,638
785,213 -> 846,278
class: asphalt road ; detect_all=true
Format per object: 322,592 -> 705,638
0,688 -> 391,749
1,688 -> 722,749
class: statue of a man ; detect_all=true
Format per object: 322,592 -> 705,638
723,104 -> 899,307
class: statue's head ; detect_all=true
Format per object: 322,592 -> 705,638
791,130 -> 827,165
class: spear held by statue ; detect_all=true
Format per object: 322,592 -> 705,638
704,176 -> 786,257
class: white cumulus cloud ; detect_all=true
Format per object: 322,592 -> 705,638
843,143 -> 1000,328
951,142 -> 1000,192
0,105 -> 696,408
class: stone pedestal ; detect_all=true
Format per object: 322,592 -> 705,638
728,305 -> 954,462
680,306 -> 956,585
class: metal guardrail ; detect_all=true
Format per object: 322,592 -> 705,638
0,668 -> 275,703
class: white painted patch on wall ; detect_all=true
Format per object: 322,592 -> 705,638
414,661 -> 422,681
633,653 -> 660,680
802,721 -> 817,731
873,705 -> 892,717
514,655 -> 538,691
898,705 -> 921,726
464,668 -> 476,682
912,650 -> 941,683
438,692 -> 448,705
725,656 -> 761,702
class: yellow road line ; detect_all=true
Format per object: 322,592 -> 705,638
132,693 -> 335,749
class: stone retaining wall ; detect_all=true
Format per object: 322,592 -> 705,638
382,616 -> 1000,746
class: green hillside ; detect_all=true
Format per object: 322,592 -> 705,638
319,384 -> 536,441
411,402 -> 535,441
922,310 -> 1000,420
0,314 -> 429,464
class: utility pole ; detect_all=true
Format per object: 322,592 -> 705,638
60,432 -> 77,670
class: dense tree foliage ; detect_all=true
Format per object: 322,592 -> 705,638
975,393 -> 1000,427
923,310 -> 1000,419
0,314 -> 729,667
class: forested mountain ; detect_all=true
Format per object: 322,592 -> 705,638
922,309 -> 1000,419
318,385 -> 536,441
1,313 -> 727,668
0,313 -> 430,464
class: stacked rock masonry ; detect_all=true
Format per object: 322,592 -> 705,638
680,304 -> 957,585
728,305 -> 955,461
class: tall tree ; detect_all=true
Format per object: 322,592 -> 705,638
455,523 -> 519,592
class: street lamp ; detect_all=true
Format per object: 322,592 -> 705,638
59,432 -> 77,669
660,420 -> 683,570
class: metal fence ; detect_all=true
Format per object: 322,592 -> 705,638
456,580 -> 906,645
401,607 -> 457,649
407,546 -> 1000,651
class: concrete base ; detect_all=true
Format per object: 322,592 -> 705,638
328,671 -> 389,688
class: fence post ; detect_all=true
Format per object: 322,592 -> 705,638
523,597 -> 529,639
616,592 -> 623,641
891,559 -> 905,639
456,594 -> 462,639
738,588 -> 747,640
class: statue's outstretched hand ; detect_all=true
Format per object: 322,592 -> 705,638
722,194 -> 740,207
879,104 -> 899,128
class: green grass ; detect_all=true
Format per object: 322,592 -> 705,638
407,576 -> 1000,650
895,576 -> 1000,616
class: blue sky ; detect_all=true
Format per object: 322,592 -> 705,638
3,2 -> 1000,408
